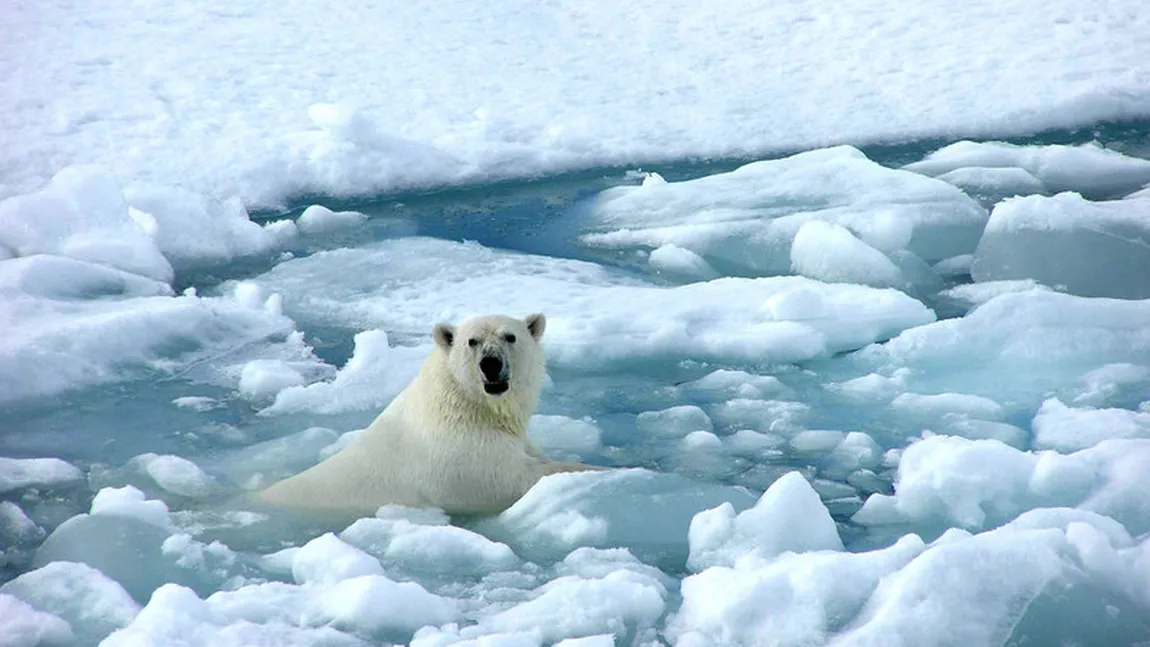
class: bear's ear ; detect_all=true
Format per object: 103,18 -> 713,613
525,313 -> 546,341
433,323 -> 456,351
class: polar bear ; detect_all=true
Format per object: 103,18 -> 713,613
255,313 -> 599,517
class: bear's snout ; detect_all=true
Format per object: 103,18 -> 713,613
479,355 -> 506,383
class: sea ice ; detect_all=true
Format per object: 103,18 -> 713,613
291,532 -> 384,585
296,204 -> 369,235
341,511 -> 519,578
0,166 -> 173,282
246,237 -> 936,368
905,140 -> 1150,199
853,435 -> 1150,534
971,192 -> 1150,298
0,561 -> 140,643
583,146 -> 987,276
789,220 -> 904,288
478,469 -> 756,567
0,458 -> 83,494
670,535 -> 925,647
123,182 -> 277,270
260,329 -> 428,416
0,593 -> 73,647
0,255 -> 312,405
854,288 -> 1150,402
687,471 -> 843,571
1032,398 -> 1150,452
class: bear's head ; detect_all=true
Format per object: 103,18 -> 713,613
432,313 -> 547,403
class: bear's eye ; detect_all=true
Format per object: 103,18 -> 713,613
504,333 -> 516,344
468,338 -> 479,348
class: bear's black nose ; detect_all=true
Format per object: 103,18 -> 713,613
479,355 -> 504,381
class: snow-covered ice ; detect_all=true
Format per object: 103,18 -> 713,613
4,1 -> 1150,645
583,146 -> 987,277
5,0 -> 1150,208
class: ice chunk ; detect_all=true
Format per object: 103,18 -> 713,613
647,244 -> 719,280
905,140 -> 1150,199
853,435 -> 1150,534
890,392 -> 1005,422
0,255 -> 305,405
0,593 -> 73,647
1032,398 -> 1150,452
675,369 -> 790,402
529,415 -> 603,458
247,237 -> 936,368
129,453 -> 220,499
933,166 -> 1047,204
790,220 -> 904,288
0,457 -> 83,493
296,204 -> 368,235
669,535 -> 925,647
237,359 -> 307,400
825,369 -> 910,403
479,570 -> 665,645
936,279 -> 1050,314
0,501 -> 43,546
315,574 -> 458,639
1,561 -> 140,642
101,583 -> 360,647
931,253 -> 973,277
478,469 -> 756,567
972,192 -> 1150,298
832,512 -> 1149,647
123,182 -> 277,270
855,289 -> 1150,403
341,515 -> 519,577
687,471 -> 843,571
34,514 -> 171,602
291,532 -> 384,585
0,166 -> 173,282
582,146 -> 987,274
171,396 -> 222,412
90,485 -> 173,530
1073,363 -> 1150,406
261,329 -> 428,416
635,405 -> 713,438
709,398 -> 809,434
789,430 -> 847,454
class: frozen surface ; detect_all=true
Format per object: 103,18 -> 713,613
247,237 -> 936,369
853,435 -> 1150,534
0,458 -> 82,494
853,288 -> 1150,403
906,141 -> 1150,199
971,192 -> 1150,299
583,147 -> 987,275
688,471 -> 843,571
0,256 -> 324,405
1,561 -> 140,643
5,0 -> 1150,209
1032,398 -> 1150,452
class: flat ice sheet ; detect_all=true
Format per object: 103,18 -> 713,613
4,0 -> 1150,208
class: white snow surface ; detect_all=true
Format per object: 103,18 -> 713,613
4,1 -> 1150,209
